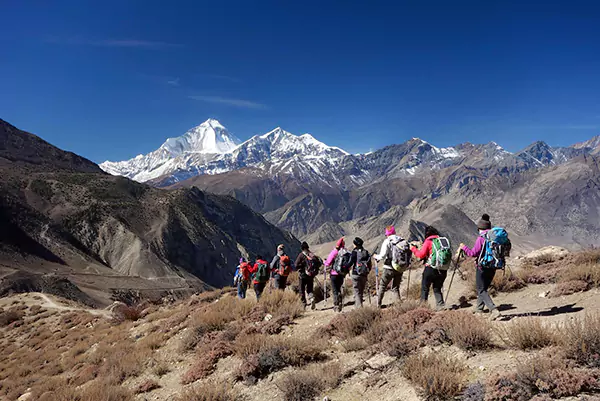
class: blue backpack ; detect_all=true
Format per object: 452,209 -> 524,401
478,227 -> 511,269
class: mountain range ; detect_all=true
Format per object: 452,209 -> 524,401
0,119 -> 298,306
102,120 -> 600,252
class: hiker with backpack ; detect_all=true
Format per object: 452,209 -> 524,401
270,244 -> 292,290
459,214 -> 511,321
411,226 -> 451,310
249,255 -> 270,300
324,238 -> 350,312
374,226 -> 411,308
295,242 -> 322,310
234,257 -> 251,299
345,237 -> 372,309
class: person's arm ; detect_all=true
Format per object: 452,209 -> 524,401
324,249 -> 338,267
295,254 -> 304,271
270,255 -> 279,270
411,239 -> 432,260
375,238 -> 389,261
249,263 -> 257,274
462,236 -> 484,258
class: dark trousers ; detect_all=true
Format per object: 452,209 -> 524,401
254,282 -> 267,300
377,268 -> 402,307
330,274 -> 345,311
476,268 -> 497,311
274,274 -> 288,290
299,275 -> 314,306
352,274 -> 368,308
237,280 -> 248,299
421,266 -> 447,307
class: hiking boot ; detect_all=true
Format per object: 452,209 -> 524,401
489,308 -> 502,321
472,308 -> 485,315
311,298 -> 316,310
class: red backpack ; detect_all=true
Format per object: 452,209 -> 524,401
279,255 -> 292,276
240,262 -> 251,281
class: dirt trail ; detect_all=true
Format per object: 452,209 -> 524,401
0,292 -> 111,318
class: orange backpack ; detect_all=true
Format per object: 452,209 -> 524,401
279,255 -> 292,276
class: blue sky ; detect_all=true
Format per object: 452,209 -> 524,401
2,0 -> 600,162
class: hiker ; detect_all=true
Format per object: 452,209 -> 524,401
234,258 -> 251,299
411,226 -> 449,310
346,237 -> 372,309
249,255 -> 270,300
459,214 -> 502,320
324,237 -> 349,312
295,241 -> 322,310
271,244 -> 292,290
374,226 -> 409,308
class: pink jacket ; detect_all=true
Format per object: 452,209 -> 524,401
325,248 -> 340,276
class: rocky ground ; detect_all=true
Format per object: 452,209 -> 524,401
1,247 -> 600,401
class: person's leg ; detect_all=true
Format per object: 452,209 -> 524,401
377,269 -> 393,307
421,267 -> 433,301
299,276 -> 307,306
481,269 -> 497,311
358,275 -> 367,307
331,275 -> 344,312
281,275 -> 287,291
237,281 -> 244,299
391,270 -> 403,302
432,269 -> 447,309
307,277 -> 315,309
352,275 -> 362,308
254,283 -> 261,300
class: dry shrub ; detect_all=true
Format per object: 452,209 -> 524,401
152,359 -> 171,377
79,380 -> 133,400
491,271 -> 526,293
422,311 -> 492,350
404,281 -> 421,300
112,304 -> 144,323
461,382 -> 486,401
366,307 -> 435,358
181,334 -> 235,384
234,334 -> 325,380
258,290 -> 304,319
557,263 -> 600,289
403,352 -> 467,400
572,249 -> 600,266
485,355 -> 598,400
99,343 -> 150,384
0,310 -> 23,327
550,280 -> 589,297
323,306 -> 380,340
276,362 -> 342,401
563,314 -> 600,367
177,379 -> 241,401
138,331 -> 167,351
136,379 -> 161,394
499,317 -> 557,350
341,337 -> 369,352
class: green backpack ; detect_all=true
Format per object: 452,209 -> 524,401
428,237 -> 452,270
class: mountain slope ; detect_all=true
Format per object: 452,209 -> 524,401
0,119 -> 298,304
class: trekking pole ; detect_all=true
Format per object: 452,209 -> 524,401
405,264 -> 411,301
323,266 -> 327,309
445,251 -> 463,303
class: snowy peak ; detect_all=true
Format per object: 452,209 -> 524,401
160,119 -> 240,156
573,135 -> 600,153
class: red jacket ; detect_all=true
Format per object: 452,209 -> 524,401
411,235 -> 439,265
249,259 -> 269,284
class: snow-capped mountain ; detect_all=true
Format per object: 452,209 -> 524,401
101,121 -> 351,185
100,119 -> 240,182
101,119 -> 594,190
573,135 -> 600,154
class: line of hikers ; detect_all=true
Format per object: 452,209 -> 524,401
233,213 -> 511,319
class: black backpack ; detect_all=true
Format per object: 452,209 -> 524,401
305,252 -> 322,277
333,249 -> 351,275
354,249 -> 371,276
